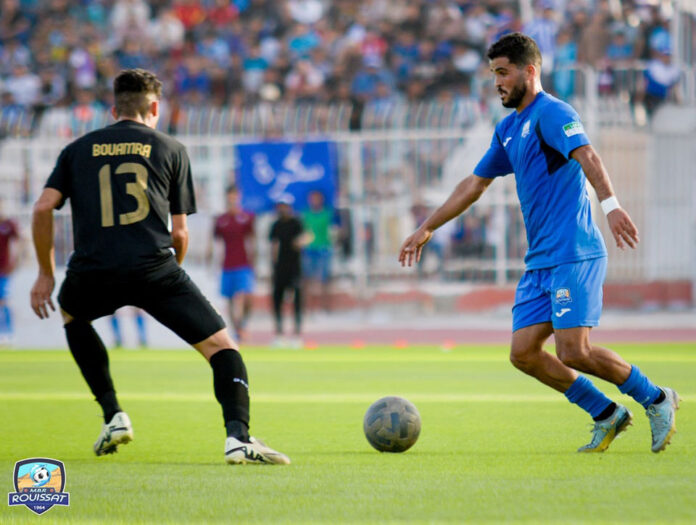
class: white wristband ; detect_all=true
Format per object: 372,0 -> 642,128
600,196 -> 621,215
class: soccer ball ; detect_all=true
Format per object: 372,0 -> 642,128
31,465 -> 51,486
363,396 -> 421,452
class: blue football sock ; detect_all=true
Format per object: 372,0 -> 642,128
110,316 -> 122,346
564,375 -> 614,419
135,313 -> 146,346
618,365 -> 662,408
0,306 -> 10,334
0,305 -> 11,334
5,306 -> 12,334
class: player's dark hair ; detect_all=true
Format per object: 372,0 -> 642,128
226,184 -> 238,194
113,69 -> 163,119
486,33 -> 542,69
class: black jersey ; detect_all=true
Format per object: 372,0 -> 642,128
46,120 -> 196,273
269,216 -> 304,277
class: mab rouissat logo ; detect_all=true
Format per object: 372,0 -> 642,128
555,288 -> 572,305
8,458 -> 70,515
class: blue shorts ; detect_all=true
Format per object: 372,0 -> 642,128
220,267 -> 255,298
0,276 -> 8,300
303,248 -> 332,283
512,257 -> 607,332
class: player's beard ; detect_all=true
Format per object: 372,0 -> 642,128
500,79 -> 527,109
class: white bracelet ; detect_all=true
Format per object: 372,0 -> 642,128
600,196 -> 621,215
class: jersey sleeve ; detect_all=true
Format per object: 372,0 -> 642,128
44,146 -> 71,209
169,147 -> 197,215
473,132 -> 513,178
538,102 -> 591,159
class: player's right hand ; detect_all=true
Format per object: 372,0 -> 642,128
30,274 -> 56,319
398,228 -> 432,267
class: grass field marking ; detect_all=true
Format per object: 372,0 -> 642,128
2,351 -> 696,364
1,392 -> 694,403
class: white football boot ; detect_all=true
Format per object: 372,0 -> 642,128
224,436 -> 291,465
94,412 -> 134,456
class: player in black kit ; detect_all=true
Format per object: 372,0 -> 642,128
30,69 -> 289,465
269,196 -> 306,347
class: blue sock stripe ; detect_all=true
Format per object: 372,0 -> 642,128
136,315 -> 146,344
0,306 -> 10,334
565,376 -> 613,419
618,365 -> 661,409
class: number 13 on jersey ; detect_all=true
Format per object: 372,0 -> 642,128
98,162 -> 150,227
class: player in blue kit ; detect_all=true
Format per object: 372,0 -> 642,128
399,33 -> 679,453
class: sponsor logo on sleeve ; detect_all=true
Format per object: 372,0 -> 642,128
562,121 -> 584,137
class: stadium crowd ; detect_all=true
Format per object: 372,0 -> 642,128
0,0 -> 683,120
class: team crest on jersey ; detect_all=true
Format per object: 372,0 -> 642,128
555,288 -> 572,305
563,121 -> 584,137
8,458 -> 70,515
521,120 -> 531,138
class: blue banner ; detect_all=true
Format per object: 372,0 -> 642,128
236,141 -> 337,213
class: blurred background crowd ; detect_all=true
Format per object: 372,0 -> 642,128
0,0 -> 689,122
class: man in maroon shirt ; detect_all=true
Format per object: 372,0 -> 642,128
0,207 -> 19,343
209,185 -> 255,341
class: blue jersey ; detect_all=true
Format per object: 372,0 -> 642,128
474,92 -> 606,270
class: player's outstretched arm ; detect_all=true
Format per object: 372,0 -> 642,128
171,214 -> 189,264
571,145 -> 640,250
398,174 -> 493,267
31,188 -> 62,319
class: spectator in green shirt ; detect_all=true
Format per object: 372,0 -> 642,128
301,191 -> 335,311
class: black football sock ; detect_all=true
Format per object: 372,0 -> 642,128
653,390 -> 666,404
210,349 -> 250,441
64,321 -> 121,422
225,420 -> 249,442
593,402 -> 617,422
96,391 -> 121,423
293,287 -> 302,334
272,283 -> 284,334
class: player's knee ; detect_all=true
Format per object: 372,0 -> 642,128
555,340 -> 590,369
60,308 -> 75,325
509,345 -> 536,373
193,328 -> 238,360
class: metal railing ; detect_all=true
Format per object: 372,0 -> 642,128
2,64 -> 694,140
1,117 -> 694,293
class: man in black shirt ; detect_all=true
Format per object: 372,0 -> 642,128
30,69 -> 289,465
269,196 -> 305,347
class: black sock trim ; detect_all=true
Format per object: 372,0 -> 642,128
593,402 -> 617,422
225,420 -> 249,441
652,390 -> 666,405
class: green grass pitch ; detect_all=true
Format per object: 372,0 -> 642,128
1,343 -> 695,524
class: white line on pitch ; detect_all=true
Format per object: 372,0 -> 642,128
0,392 -> 692,403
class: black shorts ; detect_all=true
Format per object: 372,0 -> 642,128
58,259 -> 225,345
273,271 -> 301,291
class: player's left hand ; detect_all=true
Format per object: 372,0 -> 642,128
398,228 -> 432,267
607,208 -> 639,250
31,274 -> 56,319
